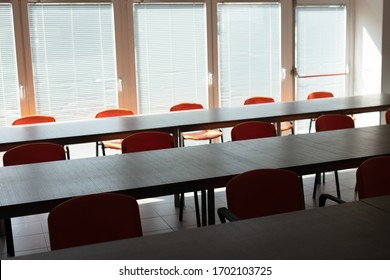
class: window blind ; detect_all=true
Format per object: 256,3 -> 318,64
134,3 -> 208,114
28,3 -> 117,121
0,4 -> 21,126
218,3 -> 281,107
295,5 -> 347,100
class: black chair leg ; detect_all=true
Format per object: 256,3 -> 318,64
334,170 -> 341,198
101,144 -> 106,156
65,146 -> 70,160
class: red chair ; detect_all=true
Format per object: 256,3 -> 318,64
231,121 -> 276,141
2,142 -> 67,255
48,193 -> 142,250
170,103 -> 223,146
12,115 -> 70,159
320,156 -> 390,206
3,143 -> 67,166
244,96 -> 294,134
218,169 -> 304,223
356,156 -> 390,199
95,108 -> 134,156
314,114 -> 355,199
12,115 -> 56,125
244,96 -> 275,105
121,131 -> 175,153
307,92 -> 334,133
386,108 -> 390,124
122,132 -> 201,227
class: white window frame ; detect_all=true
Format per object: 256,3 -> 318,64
293,0 -> 353,98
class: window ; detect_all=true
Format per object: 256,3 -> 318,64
0,3 -> 21,126
28,3 -> 118,121
134,3 -> 208,114
295,5 -> 348,100
218,2 -> 281,107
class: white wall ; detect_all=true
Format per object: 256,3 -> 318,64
353,0 -> 383,95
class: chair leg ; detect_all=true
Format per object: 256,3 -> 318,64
179,192 -> 185,222
65,146 -> 70,160
96,142 -> 99,157
334,170 -> 341,198
101,143 -> 106,156
309,119 -> 313,133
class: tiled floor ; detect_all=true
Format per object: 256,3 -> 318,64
0,142 -> 359,258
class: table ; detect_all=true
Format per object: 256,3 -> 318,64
12,196 -> 390,260
1,124 -> 390,256
1,94 -> 390,151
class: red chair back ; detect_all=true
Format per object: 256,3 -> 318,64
48,193 -> 142,250
226,169 -> 304,220
356,156 -> 390,199
170,103 -> 204,111
386,108 -> 390,125
244,96 -> 274,105
122,131 -> 175,153
307,91 -> 334,100
95,108 -> 134,118
12,115 -> 56,125
315,114 -> 355,132
231,121 -> 276,141
3,143 -> 66,166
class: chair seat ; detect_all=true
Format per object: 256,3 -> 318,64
182,129 -> 223,141
102,140 -> 122,150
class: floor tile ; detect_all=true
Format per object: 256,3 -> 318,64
13,234 -> 47,252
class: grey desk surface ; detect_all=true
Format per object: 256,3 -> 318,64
1,124 -> 390,220
13,196 -> 390,260
0,94 -> 389,151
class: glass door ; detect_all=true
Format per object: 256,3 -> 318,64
295,4 -> 349,133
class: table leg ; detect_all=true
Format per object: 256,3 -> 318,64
276,122 -> 282,136
201,190 -> 207,226
207,188 -> 215,225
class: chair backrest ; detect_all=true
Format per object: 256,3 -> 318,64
48,193 -> 142,250
95,108 -> 134,118
226,169 -> 304,220
12,115 -> 56,125
386,108 -> 390,124
315,114 -> 355,132
3,143 -> 66,166
244,96 -> 275,105
307,91 -> 334,100
356,156 -> 390,199
231,121 -> 277,141
122,131 -> 175,153
170,103 -> 204,112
